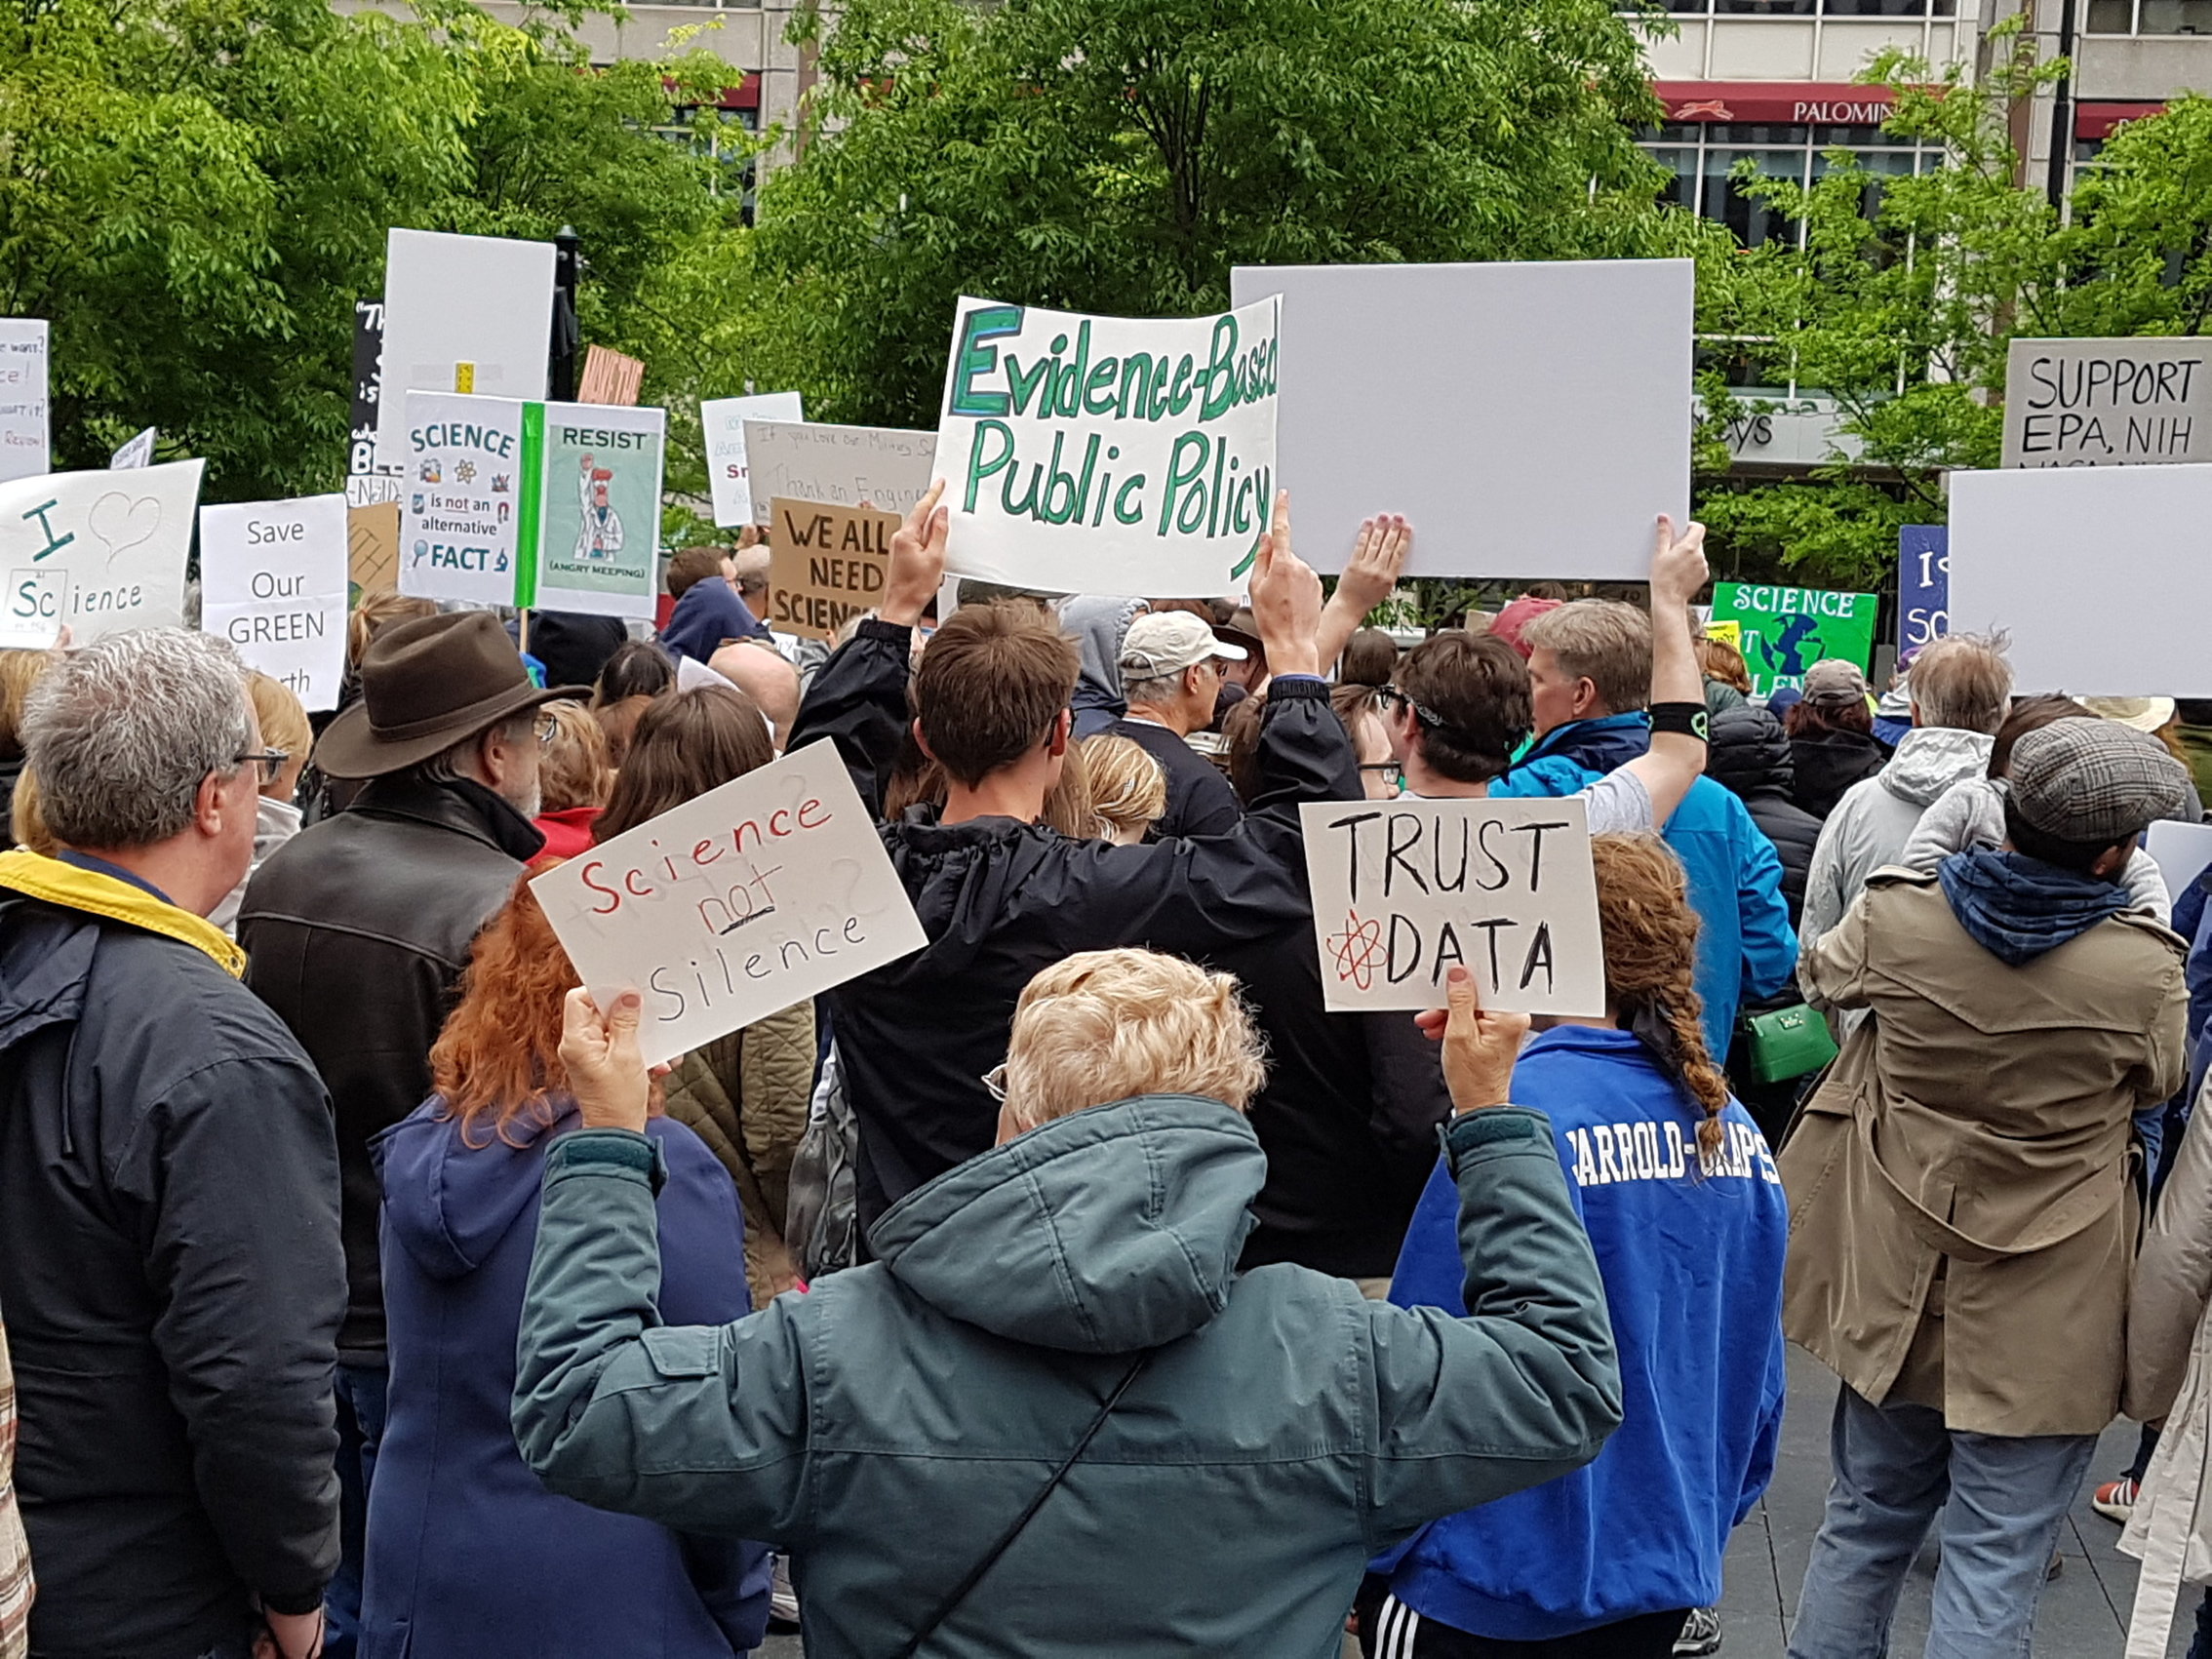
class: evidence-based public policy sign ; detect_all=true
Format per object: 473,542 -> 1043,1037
2003,337 -> 2212,468
0,459 -> 203,648
399,390 -> 664,620
531,740 -> 928,1067
1299,797 -> 1604,1016
934,295 -> 1281,596
1709,580 -> 1879,698
200,494 -> 349,711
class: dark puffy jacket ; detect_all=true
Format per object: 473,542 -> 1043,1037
1707,706 -> 1821,929
239,774 -> 543,1361
0,852 -> 343,1659
1787,728 -> 1890,821
786,618 -> 1359,1235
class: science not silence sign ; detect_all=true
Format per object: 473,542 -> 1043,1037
1708,580 -> 1878,699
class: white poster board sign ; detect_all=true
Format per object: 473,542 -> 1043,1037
1299,797 -> 1604,1015
1949,462 -> 2212,695
109,427 -> 157,471
931,296 -> 1279,597
1232,260 -> 1692,579
200,494 -> 349,711
374,229 -> 554,473
398,391 -> 525,608
742,420 -> 936,527
0,459 -> 202,647
703,392 -> 804,527
0,321 -> 49,485
2146,819 -> 2212,906
2003,337 -> 2212,469
532,740 -> 928,1066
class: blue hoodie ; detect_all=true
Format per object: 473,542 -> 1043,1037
1379,1026 -> 1788,1639
1490,713 -> 1797,1052
662,576 -> 769,664
365,1101 -> 771,1658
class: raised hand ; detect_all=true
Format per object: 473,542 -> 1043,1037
1648,514 -> 1709,610
881,480 -> 950,628
558,986 -> 651,1133
1317,513 -> 1412,672
1246,491 -> 1323,679
1413,967 -> 1528,1114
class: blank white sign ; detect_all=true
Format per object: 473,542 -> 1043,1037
1949,463 -> 2212,695
1230,260 -> 1692,579
374,229 -> 554,473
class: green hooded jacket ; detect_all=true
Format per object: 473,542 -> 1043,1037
513,1093 -> 1621,1658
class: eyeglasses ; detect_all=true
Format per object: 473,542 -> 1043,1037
1359,761 -> 1404,792
1378,686 -> 1447,730
233,750 -> 290,787
534,712 -> 561,750
982,1063 -> 1008,1104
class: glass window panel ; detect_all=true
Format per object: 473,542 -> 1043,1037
1707,148 -> 1806,245
1819,0 -> 1934,15
2140,0 -> 2212,28
1645,146 -> 1699,211
1705,123 -> 1816,143
2085,0 -> 2136,25
1813,125 -> 1894,144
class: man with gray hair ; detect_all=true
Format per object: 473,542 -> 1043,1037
0,629 -> 343,1659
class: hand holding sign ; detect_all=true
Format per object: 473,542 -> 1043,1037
1649,514 -> 1710,610
882,479 -> 949,629
559,987 -> 651,1133
1413,968 -> 1528,1114
1248,491 -> 1323,678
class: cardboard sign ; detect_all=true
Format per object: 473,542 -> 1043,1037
933,296 -> 1280,597
1299,797 -> 1604,1015
741,419 -> 935,526
0,321 -> 48,486
1898,526 -> 1948,659
576,345 -> 646,408
1233,260 -> 1692,579
1709,581 -> 1879,698
530,739 -> 928,1066
766,496 -> 897,641
0,459 -> 202,646
398,390 -> 664,620
349,500 -> 399,597
109,427 -> 156,471
2003,337 -> 2212,469
374,230 -> 554,473
702,392 -> 804,528
200,494 -> 349,711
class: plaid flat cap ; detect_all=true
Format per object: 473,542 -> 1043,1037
2008,718 -> 2190,846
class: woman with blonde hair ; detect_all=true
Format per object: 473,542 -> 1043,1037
1077,733 -> 1167,844
1366,834 -> 1789,1659
532,699 -> 613,857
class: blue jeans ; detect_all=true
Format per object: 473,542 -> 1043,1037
322,1362 -> 389,1659
1788,1383 -> 2096,1659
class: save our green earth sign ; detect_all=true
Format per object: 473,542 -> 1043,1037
398,390 -> 664,621
1710,581 -> 1879,699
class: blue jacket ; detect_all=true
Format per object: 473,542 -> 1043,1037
1492,713 -> 1797,1050
364,1102 -> 770,1658
662,579 -> 769,664
1381,1027 -> 1789,1639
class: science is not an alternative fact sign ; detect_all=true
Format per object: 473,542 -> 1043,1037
1709,580 -> 1879,698
933,296 -> 1280,596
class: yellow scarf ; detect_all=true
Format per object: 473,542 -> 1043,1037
0,849 -> 247,978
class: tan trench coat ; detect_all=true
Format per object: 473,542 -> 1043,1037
1782,867 -> 2186,1437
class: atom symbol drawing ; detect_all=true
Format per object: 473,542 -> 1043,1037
1326,908 -> 1387,990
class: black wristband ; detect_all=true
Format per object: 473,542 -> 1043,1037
1649,701 -> 1709,742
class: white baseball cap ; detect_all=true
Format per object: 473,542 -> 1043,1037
1118,612 -> 1247,679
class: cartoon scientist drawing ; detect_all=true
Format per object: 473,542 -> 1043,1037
575,454 -> 623,561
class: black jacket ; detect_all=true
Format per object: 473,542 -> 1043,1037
0,859 -> 344,1658
1111,716 -> 1244,838
1707,705 -> 1821,930
788,619 -> 1360,1234
239,775 -> 542,1361
1787,727 -> 1890,821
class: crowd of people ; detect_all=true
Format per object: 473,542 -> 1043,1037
1,479 -> 2211,1659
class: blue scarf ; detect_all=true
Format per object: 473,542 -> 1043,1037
1937,848 -> 2127,966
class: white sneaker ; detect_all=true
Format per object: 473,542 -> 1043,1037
1675,1605 -> 1722,1656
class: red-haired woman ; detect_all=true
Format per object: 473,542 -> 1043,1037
358,872 -> 769,1658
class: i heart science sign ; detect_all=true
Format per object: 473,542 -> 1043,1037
0,460 -> 204,648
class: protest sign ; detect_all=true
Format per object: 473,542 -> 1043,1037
675,652 -> 736,693
531,739 -> 928,1067
1705,618 -> 1742,652
766,496 -> 896,641
109,428 -> 156,471
398,391 -> 664,620
1899,526 -> 1948,659
348,299 -> 402,509
0,459 -> 202,647
932,296 -> 1280,597
1299,797 -> 1604,1016
349,501 -> 399,598
201,494 -> 348,711
0,321 -> 48,486
2147,820 -> 2212,905
702,392 -> 804,527
1949,462 -> 2212,694
374,230 -> 554,473
2002,337 -> 2212,469
1709,581 -> 1879,698
742,420 -> 935,526
1232,260 -> 1692,580
576,346 -> 646,408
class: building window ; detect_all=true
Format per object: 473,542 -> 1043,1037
1640,123 -> 1938,250
2086,0 -> 2212,29
1639,0 -> 1957,14
656,104 -> 762,220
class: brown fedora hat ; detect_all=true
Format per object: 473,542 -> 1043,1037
315,612 -> 587,779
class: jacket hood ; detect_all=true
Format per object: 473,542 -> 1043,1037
1881,727 -> 1996,807
1516,712 -> 1650,778
869,1093 -> 1264,1354
1058,595 -> 1145,722
0,849 -> 245,976
1707,705 -> 1794,800
661,579 -> 764,664
374,1096 -> 573,1281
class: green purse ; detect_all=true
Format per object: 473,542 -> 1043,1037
1742,1003 -> 1839,1085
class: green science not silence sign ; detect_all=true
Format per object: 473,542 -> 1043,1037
1711,581 -> 1879,699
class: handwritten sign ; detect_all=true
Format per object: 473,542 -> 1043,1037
349,501 -> 399,597
1899,526 -> 1948,659
702,392 -> 804,527
0,458 -> 202,647
934,295 -> 1280,596
766,496 -> 896,641
1709,581 -> 1878,699
0,321 -> 48,486
741,420 -> 936,527
531,740 -> 928,1066
109,427 -> 157,471
1299,797 -> 1604,1015
2003,337 -> 2212,469
375,229 -> 554,473
201,494 -> 349,711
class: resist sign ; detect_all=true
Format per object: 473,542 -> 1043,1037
767,496 -> 897,641
1299,797 -> 1604,1016
531,740 -> 928,1066
200,494 -> 349,711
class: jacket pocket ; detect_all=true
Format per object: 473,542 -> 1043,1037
642,1325 -> 722,1379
